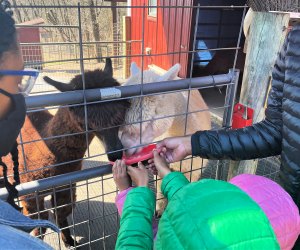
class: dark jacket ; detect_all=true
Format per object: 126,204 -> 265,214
191,24 -> 300,207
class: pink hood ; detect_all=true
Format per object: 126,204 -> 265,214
230,174 -> 300,250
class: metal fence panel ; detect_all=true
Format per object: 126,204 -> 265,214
0,3 -> 280,250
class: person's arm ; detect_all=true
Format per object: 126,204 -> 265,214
161,172 -> 189,200
191,32 -> 289,160
115,187 -> 155,250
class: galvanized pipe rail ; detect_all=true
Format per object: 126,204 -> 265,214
26,73 -> 235,109
0,164 -> 112,199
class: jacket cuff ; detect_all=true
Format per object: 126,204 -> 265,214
191,131 -> 203,156
161,172 -> 189,200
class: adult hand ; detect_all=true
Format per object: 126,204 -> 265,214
148,150 -> 171,178
127,162 -> 149,187
156,136 -> 192,163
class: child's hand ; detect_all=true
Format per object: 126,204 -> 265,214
127,162 -> 149,187
113,160 -> 131,191
148,150 -> 171,178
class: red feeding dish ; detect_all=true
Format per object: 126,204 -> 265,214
110,144 -> 158,166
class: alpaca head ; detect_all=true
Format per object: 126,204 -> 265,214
119,62 -> 180,156
44,58 -> 130,161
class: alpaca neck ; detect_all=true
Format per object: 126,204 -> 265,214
45,108 -> 93,160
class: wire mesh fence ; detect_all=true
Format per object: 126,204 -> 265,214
0,2 -> 282,249
17,164 -> 120,250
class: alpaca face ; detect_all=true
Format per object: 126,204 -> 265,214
119,63 -> 180,156
44,59 -> 130,161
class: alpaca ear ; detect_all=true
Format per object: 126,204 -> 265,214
130,62 -> 141,76
157,64 -> 181,81
103,58 -> 113,76
43,76 -> 74,92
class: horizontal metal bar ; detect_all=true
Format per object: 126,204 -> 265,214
0,164 -> 112,199
193,60 -> 210,63
0,153 -> 208,200
198,23 -> 242,26
12,5 -> 248,9
26,73 -> 233,109
16,24 -> 79,28
197,37 -> 240,41
23,47 -> 241,67
196,47 -> 242,52
20,40 -> 142,46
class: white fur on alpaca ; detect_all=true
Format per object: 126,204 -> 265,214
119,63 -> 211,179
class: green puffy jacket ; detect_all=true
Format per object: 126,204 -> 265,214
116,172 -> 279,250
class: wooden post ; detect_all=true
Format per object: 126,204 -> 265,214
227,11 -> 289,181
123,16 -> 131,79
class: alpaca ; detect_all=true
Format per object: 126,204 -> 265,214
120,63 -> 211,156
119,63 -> 211,213
2,58 -> 129,247
193,48 -> 246,78
192,46 -> 246,97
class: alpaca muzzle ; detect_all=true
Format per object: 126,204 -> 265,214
107,150 -> 123,162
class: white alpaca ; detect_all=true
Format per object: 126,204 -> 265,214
119,63 -> 211,182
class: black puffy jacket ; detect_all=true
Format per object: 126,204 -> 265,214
192,24 -> 300,207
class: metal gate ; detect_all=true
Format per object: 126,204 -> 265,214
0,2 -> 280,249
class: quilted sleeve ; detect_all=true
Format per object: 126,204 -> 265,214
161,172 -> 189,200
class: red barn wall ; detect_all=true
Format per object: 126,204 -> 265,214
17,27 -> 43,66
130,0 -> 195,78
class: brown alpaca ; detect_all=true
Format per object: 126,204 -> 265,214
2,58 -> 129,247
193,48 -> 246,77
193,47 -> 246,95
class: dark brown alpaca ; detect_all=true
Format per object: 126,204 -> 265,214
193,48 -> 246,96
2,58 -> 129,247
193,48 -> 246,77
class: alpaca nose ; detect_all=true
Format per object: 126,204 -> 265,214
107,150 -> 123,162
125,147 -> 137,156
125,146 -> 144,157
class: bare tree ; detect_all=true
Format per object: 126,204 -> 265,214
12,0 -> 126,61
88,0 -> 103,61
11,0 -> 23,23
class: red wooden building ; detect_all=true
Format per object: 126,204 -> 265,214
126,0 -> 195,78
125,0 -> 246,78
17,18 -> 44,69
